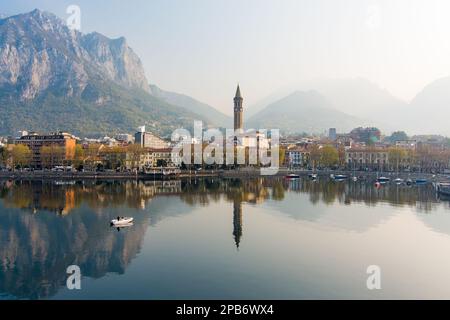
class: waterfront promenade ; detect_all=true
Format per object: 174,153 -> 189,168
0,168 -> 446,182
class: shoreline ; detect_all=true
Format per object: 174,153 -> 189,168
0,168 -> 446,181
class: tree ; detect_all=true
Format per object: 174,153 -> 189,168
319,145 -> 339,168
388,147 -> 407,172
11,144 -> 32,169
337,144 -> 346,167
278,146 -> 286,167
73,144 -> 85,169
386,131 -> 408,143
309,145 -> 321,170
40,145 -> 65,169
0,147 -> 9,168
84,144 -> 102,171
100,146 -> 126,171
127,144 -> 144,171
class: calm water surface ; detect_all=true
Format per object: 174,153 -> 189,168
1,177 -> 450,299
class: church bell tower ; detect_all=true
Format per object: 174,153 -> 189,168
234,84 -> 244,133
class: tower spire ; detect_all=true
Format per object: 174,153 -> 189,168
235,84 -> 242,99
233,84 -> 244,132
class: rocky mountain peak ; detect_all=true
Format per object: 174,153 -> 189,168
0,9 -> 149,101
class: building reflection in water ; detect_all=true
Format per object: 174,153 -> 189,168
0,177 -> 448,299
233,199 -> 243,249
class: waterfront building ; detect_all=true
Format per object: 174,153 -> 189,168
16,132 -> 76,168
126,147 -> 179,171
150,148 -> 176,168
286,146 -> 310,168
135,126 -> 168,149
345,148 -> 389,171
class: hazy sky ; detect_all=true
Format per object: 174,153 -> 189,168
3,0 -> 450,115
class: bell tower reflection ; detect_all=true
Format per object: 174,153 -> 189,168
233,199 -> 243,249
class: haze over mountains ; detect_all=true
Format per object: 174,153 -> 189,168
0,9 -> 223,137
407,76 -> 450,135
1,9 -> 450,137
247,91 -> 368,134
149,84 -> 231,128
246,78 -> 404,134
247,77 -> 450,136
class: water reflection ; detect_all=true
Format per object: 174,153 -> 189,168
233,199 -> 242,249
0,177 -> 448,299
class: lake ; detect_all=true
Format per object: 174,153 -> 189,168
1,177 -> 450,299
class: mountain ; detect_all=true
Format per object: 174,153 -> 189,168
246,78 -> 406,133
303,78 -> 407,131
408,77 -> 450,136
245,89 -> 294,120
0,9 -> 207,136
247,90 -> 369,134
149,84 -> 231,128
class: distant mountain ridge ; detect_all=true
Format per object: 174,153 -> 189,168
246,78 -> 405,134
149,84 -> 231,128
247,90 -> 370,134
0,9 -> 210,136
407,76 -> 450,136
303,78 -> 408,130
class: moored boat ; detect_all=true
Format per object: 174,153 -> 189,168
376,176 -> 390,183
111,217 -> 134,226
285,173 -> 300,179
415,178 -> 428,185
436,182 -> 450,196
333,174 -> 348,181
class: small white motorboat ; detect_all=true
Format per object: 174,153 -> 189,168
111,217 -> 134,226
